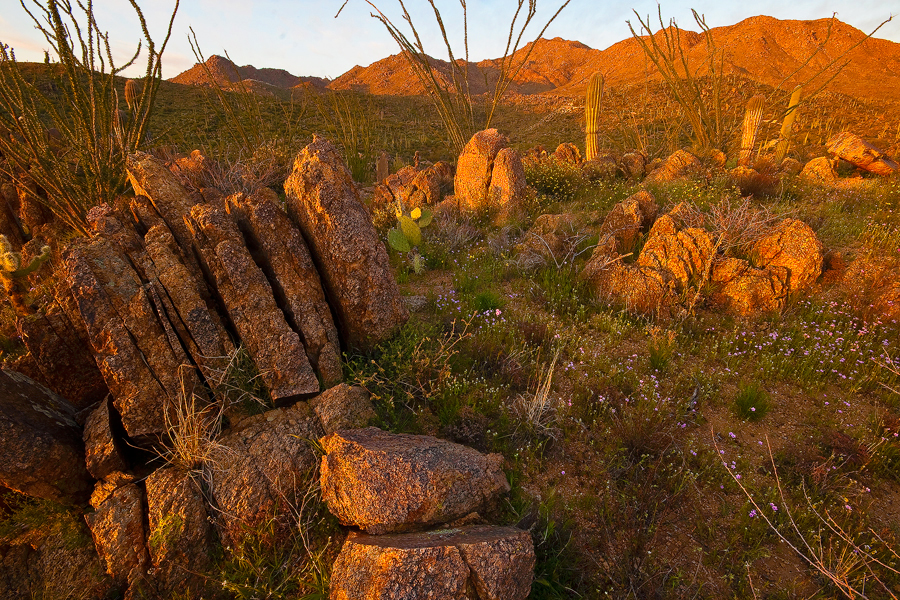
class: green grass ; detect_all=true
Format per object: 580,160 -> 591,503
734,382 -> 771,421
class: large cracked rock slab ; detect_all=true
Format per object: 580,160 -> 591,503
227,189 -> 342,387
320,427 -> 510,534
187,202 -> 319,401
207,402 -> 324,545
0,369 -> 92,502
284,136 -> 408,352
143,222 -> 234,383
330,526 -> 534,600
64,237 -> 189,440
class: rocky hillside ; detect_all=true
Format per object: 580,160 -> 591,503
329,16 -> 900,104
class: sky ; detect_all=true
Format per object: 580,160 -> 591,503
1,1 -> 897,81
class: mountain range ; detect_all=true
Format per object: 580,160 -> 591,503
170,16 -> 900,105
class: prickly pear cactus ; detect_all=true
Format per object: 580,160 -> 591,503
388,207 -> 433,274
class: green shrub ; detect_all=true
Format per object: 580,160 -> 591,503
524,157 -> 584,202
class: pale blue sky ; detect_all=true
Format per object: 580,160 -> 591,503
1,1 -> 897,80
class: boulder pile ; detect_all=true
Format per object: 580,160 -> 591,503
581,191 -> 825,316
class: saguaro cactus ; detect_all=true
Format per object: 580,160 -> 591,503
0,235 -> 51,314
774,85 -> 803,164
376,151 -> 389,183
584,72 -> 605,161
124,79 -> 141,111
738,95 -> 765,167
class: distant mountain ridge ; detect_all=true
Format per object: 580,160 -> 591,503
169,16 -> 900,104
170,55 -> 329,91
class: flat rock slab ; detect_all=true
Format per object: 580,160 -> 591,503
320,427 -> 510,534
330,525 -> 534,600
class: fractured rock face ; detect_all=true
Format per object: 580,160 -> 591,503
187,202 -> 319,402
143,222 -> 234,383
637,226 -> 713,292
0,369 -> 92,502
826,132 -> 898,176
227,189 -> 342,387
64,237 -> 190,440
330,526 -> 534,600
709,258 -> 789,315
126,151 -> 201,256
284,136 -> 408,352
206,402 -> 323,546
15,301 -> 108,411
320,427 -> 510,534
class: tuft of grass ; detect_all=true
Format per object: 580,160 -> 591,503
734,382 -> 770,421
647,326 -> 676,372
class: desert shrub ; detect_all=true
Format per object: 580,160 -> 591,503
523,156 -> 584,202
647,326 -> 677,372
0,0 -> 178,235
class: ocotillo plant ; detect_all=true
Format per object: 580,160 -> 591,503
584,72 -> 605,161
0,235 -> 50,315
738,95 -> 765,167
774,86 -> 803,164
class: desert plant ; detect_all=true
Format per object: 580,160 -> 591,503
627,8 -> 726,154
773,85 -> 803,164
647,326 -> 676,372
316,90 -> 376,183
584,71 -> 604,161
0,0 -> 178,235
388,205 -> 433,274
0,234 -> 50,314
339,0 -> 572,154
717,436 -> 900,599
523,155 -> 583,202
734,382 -> 770,421
737,94 -> 765,166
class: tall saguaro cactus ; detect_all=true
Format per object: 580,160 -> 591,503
738,95 -> 765,167
584,72 -> 605,161
774,85 -> 803,164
